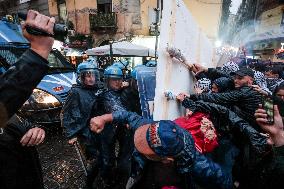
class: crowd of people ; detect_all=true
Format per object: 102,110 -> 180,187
0,10 -> 284,189
84,48 -> 284,188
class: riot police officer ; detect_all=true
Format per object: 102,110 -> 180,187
92,65 -> 133,189
61,59 -> 101,189
146,60 -> 157,67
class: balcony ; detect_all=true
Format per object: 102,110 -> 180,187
89,12 -> 117,33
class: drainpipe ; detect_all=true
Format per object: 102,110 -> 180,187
73,0 -> 77,31
154,0 -> 160,62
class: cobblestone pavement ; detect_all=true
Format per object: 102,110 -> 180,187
37,126 -> 86,189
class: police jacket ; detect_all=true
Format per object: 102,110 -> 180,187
91,89 -> 128,119
188,86 -> 263,131
62,84 -> 101,139
121,85 -> 142,115
0,49 -> 49,132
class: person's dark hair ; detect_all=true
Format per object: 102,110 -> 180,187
266,66 -> 282,78
213,77 -> 235,93
274,81 -> 284,95
273,82 -> 284,117
253,62 -> 266,72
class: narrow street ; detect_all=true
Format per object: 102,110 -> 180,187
37,126 -> 86,189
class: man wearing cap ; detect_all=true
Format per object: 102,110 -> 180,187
178,67 -> 262,131
89,110 -> 232,189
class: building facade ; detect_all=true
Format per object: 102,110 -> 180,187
48,0 -> 158,48
244,0 -> 284,61
184,0 -> 223,42
0,0 -> 49,17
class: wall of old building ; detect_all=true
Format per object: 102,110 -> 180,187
18,0 -> 50,15
257,5 -> 284,33
0,0 -> 49,17
184,0 -> 222,41
111,0 -> 157,37
48,0 -> 158,47
48,0 -> 97,34
256,0 -> 282,18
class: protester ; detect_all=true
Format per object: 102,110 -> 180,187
253,70 -> 271,95
61,59 -> 102,189
90,110 -> 235,189
181,99 -> 271,189
179,66 -> 262,130
246,105 -> 284,189
211,77 -> 235,93
253,81 -> 284,117
0,10 -> 54,189
265,66 -> 283,92
194,78 -> 212,94
273,82 -> 284,117
221,61 -> 239,75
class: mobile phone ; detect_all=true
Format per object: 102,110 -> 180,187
262,97 -> 274,124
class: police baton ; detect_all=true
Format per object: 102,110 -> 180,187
73,141 -> 88,176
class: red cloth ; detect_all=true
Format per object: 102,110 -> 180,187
161,186 -> 180,189
174,112 -> 218,153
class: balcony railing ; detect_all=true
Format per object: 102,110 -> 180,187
89,12 -> 117,33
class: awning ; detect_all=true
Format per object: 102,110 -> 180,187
65,48 -> 84,56
86,41 -> 156,57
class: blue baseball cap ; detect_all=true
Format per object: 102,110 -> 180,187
134,120 -> 195,159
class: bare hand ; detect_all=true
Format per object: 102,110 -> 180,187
194,86 -> 204,94
20,127 -> 45,146
193,64 -> 208,74
122,81 -> 129,87
255,105 -> 284,147
185,109 -> 193,117
22,10 -> 55,59
68,137 -> 77,145
176,93 -> 189,102
90,116 -> 106,133
252,85 -> 268,96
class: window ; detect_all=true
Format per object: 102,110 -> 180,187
58,1 -> 67,22
97,0 -> 112,13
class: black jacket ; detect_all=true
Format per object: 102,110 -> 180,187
61,84 -> 101,139
0,49 -> 49,131
0,49 -> 49,189
121,85 -> 142,115
182,100 -> 268,154
188,86 -> 263,131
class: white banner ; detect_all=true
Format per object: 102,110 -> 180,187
153,0 -> 214,120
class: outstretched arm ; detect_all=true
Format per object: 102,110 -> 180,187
90,110 -> 152,133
